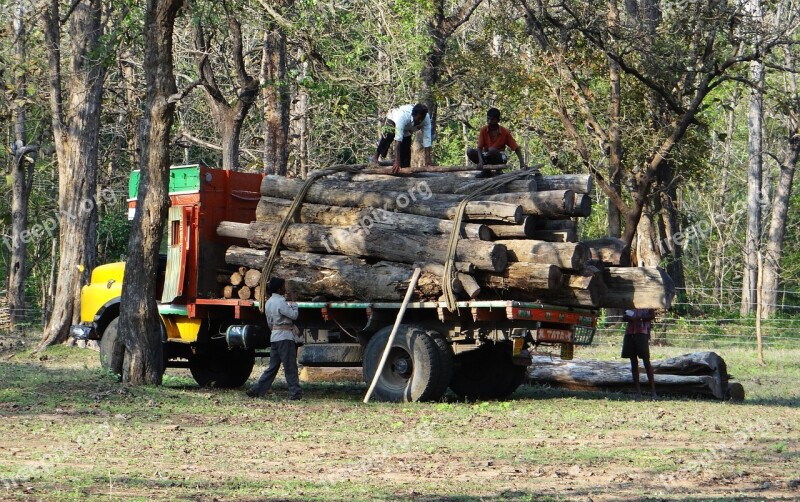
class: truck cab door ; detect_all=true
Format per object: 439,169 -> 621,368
160,206 -> 190,303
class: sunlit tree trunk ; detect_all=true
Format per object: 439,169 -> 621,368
119,0 -> 183,385
262,27 -> 290,175
38,0 -> 104,349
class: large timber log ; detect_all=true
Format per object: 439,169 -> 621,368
530,229 -> 577,243
497,240 -> 590,270
218,221 -> 508,272
535,174 -> 593,194
486,216 -> 537,239
584,237 -> 631,266
496,272 -> 605,306
598,267 -> 675,309
328,174 -> 537,194
476,190 -> 578,217
477,262 -> 561,290
224,248 -> 444,301
527,352 -> 741,401
256,197 -> 491,240
260,175 -> 523,223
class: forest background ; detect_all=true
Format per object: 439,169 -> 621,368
1,0 -> 799,354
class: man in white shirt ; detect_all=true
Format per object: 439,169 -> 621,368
372,103 -> 433,174
247,277 -> 302,400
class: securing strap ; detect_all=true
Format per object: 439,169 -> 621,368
441,167 -> 542,312
257,165 -> 363,311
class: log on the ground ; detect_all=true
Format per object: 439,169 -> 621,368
256,197 -> 491,240
225,248 -> 445,301
299,366 -> 363,383
219,221 -> 508,272
477,262 -> 561,290
598,267 -> 675,309
527,352 -> 739,400
496,240 -> 590,270
534,174 -> 593,194
584,237 -> 631,266
261,175 -> 523,223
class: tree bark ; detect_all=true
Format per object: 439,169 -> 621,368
259,175 -> 523,223
475,190 -> 578,218
486,217 -> 537,239
583,237 -> 631,266
8,0 -> 35,330
742,47 -> 765,315
218,221 -> 508,272
262,27 -> 290,175
118,0 -> 183,385
477,263 -> 561,290
535,174 -> 594,194
38,0 -> 104,348
333,175 -> 536,195
256,197 -> 491,240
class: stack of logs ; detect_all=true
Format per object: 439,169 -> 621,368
217,166 -> 674,309
218,266 -> 263,301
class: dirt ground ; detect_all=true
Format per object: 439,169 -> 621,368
1,335 -> 799,501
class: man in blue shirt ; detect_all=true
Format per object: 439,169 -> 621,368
247,277 -> 302,400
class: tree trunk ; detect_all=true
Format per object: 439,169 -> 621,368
583,237 -> 631,266
535,174 -> 594,194
477,262 -> 562,290
482,271 -> 604,306
219,221 -> 508,272
225,248 -> 444,301
713,86 -> 739,306
256,197 -> 491,240
38,0 -> 104,349
496,240 -> 590,270
118,0 -> 183,385
7,0 -> 35,330
259,175 -> 523,223
262,27 -> 290,175
528,352 -> 736,400
486,217 -> 537,239
655,160 -> 685,290
599,267 -> 674,309
760,126 -> 799,316
606,0 -> 622,238
742,55 -> 764,315
332,175 -> 536,195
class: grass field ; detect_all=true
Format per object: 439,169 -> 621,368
1,333 -> 799,501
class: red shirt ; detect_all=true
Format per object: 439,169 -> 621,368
477,125 -> 519,152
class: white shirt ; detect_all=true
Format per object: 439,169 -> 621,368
265,293 -> 299,343
387,105 -> 432,148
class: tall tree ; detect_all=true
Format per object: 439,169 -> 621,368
118,0 -> 183,384
760,46 -> 799,317
190,0 -> 259,171
38,0 -> 105,349
261,23 -> 290,175
7,0 -> 38,330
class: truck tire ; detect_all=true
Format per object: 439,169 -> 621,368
362,325 -> 444,402
426,331 -> 455,400
449,342 -> 526,400
99,317 -> 125,378
189,349 -> 255,388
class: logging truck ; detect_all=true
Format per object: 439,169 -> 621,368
71,164 -> 598,401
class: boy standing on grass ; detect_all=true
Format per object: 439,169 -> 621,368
622,308 -> 658,400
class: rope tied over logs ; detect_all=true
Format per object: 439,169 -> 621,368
441,167 -> 542,312
258,165 -> 364,311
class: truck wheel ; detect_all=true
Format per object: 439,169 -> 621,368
99,317 -> 125,378
189,349 -> 255,388
362,325 -> 444,402
426,331 -> 454,400
449,342 -> 525,400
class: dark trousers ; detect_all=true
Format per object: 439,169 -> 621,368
251,340 -> 301,398
466,147 -> 508,165
376,120 -> 412,167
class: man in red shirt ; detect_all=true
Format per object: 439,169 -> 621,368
622,308 -> 658,399
467,108 -> 527,171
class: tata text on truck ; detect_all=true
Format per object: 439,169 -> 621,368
71,165 -> 597,401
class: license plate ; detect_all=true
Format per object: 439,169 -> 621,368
537,328 -> 573,343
